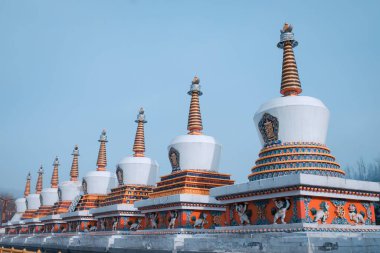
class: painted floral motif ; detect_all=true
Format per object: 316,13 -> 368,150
213,215 -> 222,227
255,200 -> 269,225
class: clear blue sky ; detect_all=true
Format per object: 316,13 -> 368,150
1,0 -> 379,196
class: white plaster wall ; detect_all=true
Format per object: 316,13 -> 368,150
15,198 -> 26,213
59,180 -> 82,201
84,171 -> 117,195
254,96 -> 329,146
40,188 -> 58,206
26,194 -> 41,210
118,156 -> 159,186
168,135 -> 221,172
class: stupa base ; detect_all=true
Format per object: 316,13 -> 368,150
2,227 -> 380,253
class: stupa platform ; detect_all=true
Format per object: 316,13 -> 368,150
33,205 -> 53,218
60,210 -> 97,232
22,218 -> 44,234
40,214 -> 68,233
21,210 -> 37,220
2,226 -> 380,253
49,200 -> 72,214
210,173 -> 380,227
135,194 -> 227,229
90,204 -> 145,231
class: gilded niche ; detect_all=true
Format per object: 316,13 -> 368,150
258,113 -> 279,144
169,147 -> 180,172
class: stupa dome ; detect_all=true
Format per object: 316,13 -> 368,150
168,134 -> 221,172
83,170 -> 117,194
14,198 -> 27,213
254,95 -> 329,146
26,194 -> 41,210
59,180 -> 81,201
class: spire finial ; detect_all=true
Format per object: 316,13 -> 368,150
187,75 -> 203,135
133,107 -> 147,157
51,156 -> 59,188
24,172 -> 31,197
96,129 -> 108,171
36,165 -> 44,194
277,23 -> 302,96
70,145 -> 80,181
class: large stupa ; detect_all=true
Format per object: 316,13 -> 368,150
210,24 -> 380,232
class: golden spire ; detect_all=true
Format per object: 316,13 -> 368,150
133,108 -> 147,157
24,172 -> 31,197
51,157 -> 59,188
277,23 -> 302,96
35,165 -> 44,194
70,145 -> 79,181
96,129 -> 108,171
187,76 -> 203,135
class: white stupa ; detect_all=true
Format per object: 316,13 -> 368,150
59,145 -> 81,202
39,157 -> 59,207
135,77 -> 234,227
248,23 -> 344,181
167,76 -> 221,172
82,130 -> 117,195
25,166 -> 43,212
116,108 -> 158,186
10,173 -> 30,222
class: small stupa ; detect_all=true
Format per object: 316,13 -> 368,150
135,76 -> 234,229
90,108 -> 158,231
61,130 -> 117,232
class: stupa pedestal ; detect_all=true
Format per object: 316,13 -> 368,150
211,173 -> 380,230
90,204 -> 146,231
23,218 -> 45,234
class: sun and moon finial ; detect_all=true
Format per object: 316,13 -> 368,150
278,23 -> 302,96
